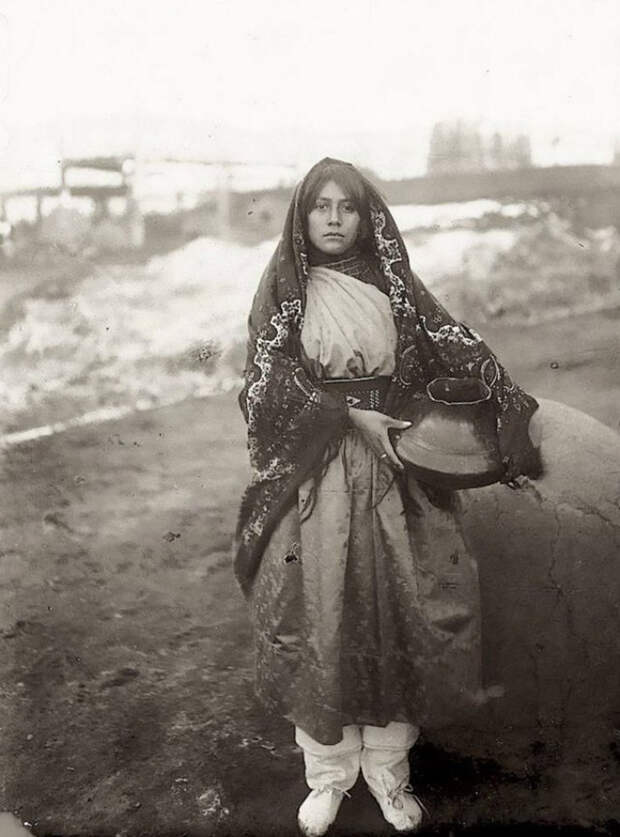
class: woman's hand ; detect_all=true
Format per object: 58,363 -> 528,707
348,408 -> 412,471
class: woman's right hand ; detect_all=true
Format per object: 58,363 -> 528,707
348,408 -> 412,471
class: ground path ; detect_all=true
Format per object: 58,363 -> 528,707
1,307 -> 620,835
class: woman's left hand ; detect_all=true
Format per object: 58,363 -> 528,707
348,408 -> 412,471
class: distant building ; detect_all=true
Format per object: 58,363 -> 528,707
427,121 -> 532,175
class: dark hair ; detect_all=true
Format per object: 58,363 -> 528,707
299,160 -> 372,247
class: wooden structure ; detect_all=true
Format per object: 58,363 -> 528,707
0,156 -> 296,245
0,155 -> 134,228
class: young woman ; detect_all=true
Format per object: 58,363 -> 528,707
234,158 -> 540,835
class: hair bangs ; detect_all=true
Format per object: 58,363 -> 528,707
300,161 -> 369,218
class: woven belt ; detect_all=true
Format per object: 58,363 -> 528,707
321,375 -> 391,411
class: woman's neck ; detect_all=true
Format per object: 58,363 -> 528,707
307,245 -> 387,295
307,243 -> 361,267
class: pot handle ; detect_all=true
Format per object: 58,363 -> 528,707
480,357 -> 500,389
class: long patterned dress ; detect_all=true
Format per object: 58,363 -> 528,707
249,262 -> 482,745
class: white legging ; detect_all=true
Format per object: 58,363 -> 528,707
295,722 -> 419,791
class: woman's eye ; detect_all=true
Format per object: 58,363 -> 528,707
343,203 -> 357,213
315,202 -> 329,211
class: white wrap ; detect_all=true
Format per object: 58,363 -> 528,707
301,267 -> 397,380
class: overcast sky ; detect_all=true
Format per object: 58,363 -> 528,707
0,0 -> 619,187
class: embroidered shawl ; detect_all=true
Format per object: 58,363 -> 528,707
234,158 -> 540,595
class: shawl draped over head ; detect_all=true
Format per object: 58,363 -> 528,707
234,157 -> 540,595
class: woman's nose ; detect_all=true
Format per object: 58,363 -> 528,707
328,206 -> 342,225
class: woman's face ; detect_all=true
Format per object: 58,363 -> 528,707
306,180 -> 361,256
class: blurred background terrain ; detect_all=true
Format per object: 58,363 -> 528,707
1,0 -> 619,440
1,153 -> 619,439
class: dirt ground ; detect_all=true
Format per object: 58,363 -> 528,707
1,306 -> 619,837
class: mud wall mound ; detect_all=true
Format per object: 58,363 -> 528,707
460,398 -> 620,754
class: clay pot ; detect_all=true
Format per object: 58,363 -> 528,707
395,377 -> 503,489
